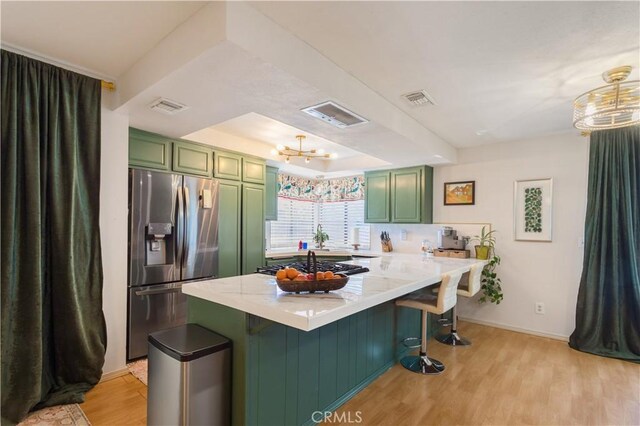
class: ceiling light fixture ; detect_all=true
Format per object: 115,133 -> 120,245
276,135 -> 334,163
573,66 -> 639,131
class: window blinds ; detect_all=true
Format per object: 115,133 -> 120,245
268,197 -> 370,249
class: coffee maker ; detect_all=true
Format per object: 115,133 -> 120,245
437,226 -> 468,250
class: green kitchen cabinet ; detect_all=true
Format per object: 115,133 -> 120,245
217,179 -> 242,278
364,171 -> 391,223
365,166 -> 433,224
214,151 -> 242,181
242,157 -> 266,184
242,183 -> 266,275
172,141 -> 213,177
391,167 -> 423,223
265,166 -> 279,221
129,128 -> 171,171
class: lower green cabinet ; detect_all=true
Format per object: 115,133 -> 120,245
242,183 -> 266,275
265,166 -> 278,221
217,180 -> 242,278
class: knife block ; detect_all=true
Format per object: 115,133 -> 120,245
381,239 -> 393,252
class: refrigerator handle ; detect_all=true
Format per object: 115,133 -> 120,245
176,184 -> 184,274
183,186 -> 190,269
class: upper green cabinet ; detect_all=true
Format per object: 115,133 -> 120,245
364,171 -> 391,223
242,158 -> 266,184
265,166 -> 278,221
172,141 -> 213,177
129,128 -> 171,171
214,151 -> 242,181
391,167 -> 422,223
365,166 -> 433,224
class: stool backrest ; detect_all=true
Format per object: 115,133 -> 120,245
436,271 -> 463,314
466,263 -> 483,297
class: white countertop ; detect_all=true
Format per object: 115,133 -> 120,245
182,254 -> 486,332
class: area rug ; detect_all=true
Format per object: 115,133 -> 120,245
18,404 -> 90,426
127,359 -> 148,386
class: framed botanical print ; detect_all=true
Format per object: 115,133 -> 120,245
514,178 -> 553,241
444,181 -> 475,205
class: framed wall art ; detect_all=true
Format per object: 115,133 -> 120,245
514,178 -> 553,241
444,180 -> 475,205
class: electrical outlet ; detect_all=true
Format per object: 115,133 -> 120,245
400,229 -> 408,241
535,302 -> 545,315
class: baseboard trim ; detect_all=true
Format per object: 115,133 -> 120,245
100,367 -> 129,382
459,316 -> 569,342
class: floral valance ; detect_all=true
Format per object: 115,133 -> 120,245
278,174 -> 364,202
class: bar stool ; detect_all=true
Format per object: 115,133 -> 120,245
395,271 -> 463,375
436,263 -> 483,346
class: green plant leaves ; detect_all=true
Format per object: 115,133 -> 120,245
524,187 -> 543,233
479,255 -> 504,304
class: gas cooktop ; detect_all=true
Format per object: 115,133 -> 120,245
257,261 -> 369,276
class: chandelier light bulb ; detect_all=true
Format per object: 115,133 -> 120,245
276,144 -> 285,151
270,148 -> 278,155
285,156 -> 290,164
305,157 -> 311,164
317,148 -> 325,155
330,153 -> 338,159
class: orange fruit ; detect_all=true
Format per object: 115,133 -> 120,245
275,270 -> 287,280
316,271 -> 325,280
286,268 -> 299,280
324,271 -> 334,279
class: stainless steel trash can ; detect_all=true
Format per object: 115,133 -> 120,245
147,324 -> 231,426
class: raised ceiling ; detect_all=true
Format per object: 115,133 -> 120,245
1,1 -> 638,172
250,1 -> 640,147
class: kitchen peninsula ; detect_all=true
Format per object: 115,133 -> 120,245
183,255 -> 485,425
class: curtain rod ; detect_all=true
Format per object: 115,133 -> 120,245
101,81 -> 116,91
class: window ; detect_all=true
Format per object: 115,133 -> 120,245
269,198 -> 316,249
268,197 -> 370,249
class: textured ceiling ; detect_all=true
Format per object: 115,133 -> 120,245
250,1 -> 640,147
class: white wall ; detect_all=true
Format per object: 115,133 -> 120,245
100,101 -> 129,374
374,132 -> 589,339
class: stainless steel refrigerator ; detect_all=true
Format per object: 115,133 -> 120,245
127,168 -> 219,361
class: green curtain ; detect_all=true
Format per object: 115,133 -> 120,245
569,125 -> 640,362
1,50 -> 107,424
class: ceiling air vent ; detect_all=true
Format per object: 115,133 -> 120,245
149,98 -> 189,115
301,101 -> 368,128
402,90 -> 436,107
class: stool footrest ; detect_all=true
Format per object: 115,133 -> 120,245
435,332 -> 471,346
401,337 -> 422,349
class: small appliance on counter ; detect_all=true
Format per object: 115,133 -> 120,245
436,226 -> 470,258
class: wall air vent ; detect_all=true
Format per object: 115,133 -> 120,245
402,90 -> 436,107
149,98 -> 189,115
301,101 -> 368,128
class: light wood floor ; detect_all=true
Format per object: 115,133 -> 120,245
80,322 -> 640,425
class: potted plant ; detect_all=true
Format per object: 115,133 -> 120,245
313,224 -> 329,250
471,226 -> 495,260
479,255 -> 503,304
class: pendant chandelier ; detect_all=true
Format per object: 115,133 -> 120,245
573,66 -> 639,131
273,135 -> 336,164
